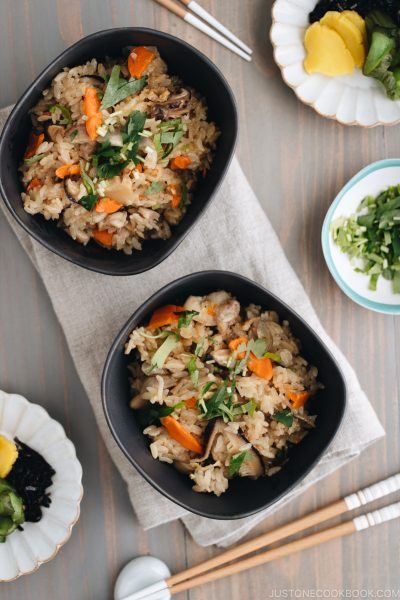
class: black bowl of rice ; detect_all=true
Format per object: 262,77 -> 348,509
0,29 -> 237,275
102,271 -> 346,519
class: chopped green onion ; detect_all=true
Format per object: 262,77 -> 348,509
24,153 -> 45,165
151,333 -> 179,369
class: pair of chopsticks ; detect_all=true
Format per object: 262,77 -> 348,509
123,473 -> 400,599
152,0 -> 253,61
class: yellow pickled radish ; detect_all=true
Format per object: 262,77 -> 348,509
342,10 -> 367,43
0,434 -> 18,478
304,23 -> 355,76
320,11 -> 365,67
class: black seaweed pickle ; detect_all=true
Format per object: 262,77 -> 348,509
6,439 -> 56,523
309,0 -> 400,25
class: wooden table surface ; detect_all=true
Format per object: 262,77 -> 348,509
0,1 -> 399,599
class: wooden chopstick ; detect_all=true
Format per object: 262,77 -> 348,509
179,0 -> 253,55
169,501 -> 400,595
152,0 -> 252,62
123,474 -> 400,600
168,473 -> 400,587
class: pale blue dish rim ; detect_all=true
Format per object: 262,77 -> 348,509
321,158 -> 400,315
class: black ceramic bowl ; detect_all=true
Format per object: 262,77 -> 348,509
102,271 -> 347,519
0,29 -> 237,276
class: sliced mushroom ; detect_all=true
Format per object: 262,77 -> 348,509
63,178 -> 82,204
80,75 -> 105,86
195,419 -> 226,463
223,431 -> 264,478
150,88 -> 191,120
66,124 -> 91,144
174,460 -> 195,474
194,418 -> 264,478
46,124 -> 64,142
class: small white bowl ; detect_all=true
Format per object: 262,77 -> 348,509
0,391 -> 83,582
270,0 -> 400,127
322,159 -> 400,314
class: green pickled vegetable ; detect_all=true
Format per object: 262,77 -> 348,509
363,10 -> 400,100
0,479 -> 25,543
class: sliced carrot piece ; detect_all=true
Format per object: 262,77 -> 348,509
83,87 -> 101,117
160,416 -> 203,454
136,163 -> 143,172
167,184 -> 181,208
228,336 -> 248,351
185,397 -> 197,409
228,336 -> 248,359
128,46 -> 156,79
95,197 -> 123,214
171,194 -> 181,208
55,163 -> 81,179
148,304 -> 185,331
287,390 -> 310,409
169,155 -> 191,170
248,355 -> 273,380
207,303 -> 216,316
24,132 -> 44,159
26,178 -> 42,191
86,113 -> 103,141
92,228 -> 113,247
83,87 -> 102,140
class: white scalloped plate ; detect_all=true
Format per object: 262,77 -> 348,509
270,0 -> 400,127
0,391 -> 83,582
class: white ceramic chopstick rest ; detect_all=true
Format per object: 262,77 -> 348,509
184,0 -> 252,55
115,556 -> 171,600
344,473 -> 400,510
353,501 -> 400,531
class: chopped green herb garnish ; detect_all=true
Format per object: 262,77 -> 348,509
155,118 -> 184,158
228,451 -> 249,477
145,181 -> 164,195
49,103 -> 72,125
331,183 -> 400,294
70,129 -> 78,141
251,339 -> 269,358
24,153 -> 45,165
80,162 -> 96,195
92,142 -> 128,179
200,381 -> 229,420
138,401 -> 183,426
194,337 -> 205,357
197,381 -> 215,413
241,399 -> 257,417
187,356 -> 199,387
198,379 -> 243,423
92,110 -> 146,178
273,409 -> 293,427
101,65 -> 147,109
79,194 -> 98,211
263,352 -> 282,363
177,310 -> 199,329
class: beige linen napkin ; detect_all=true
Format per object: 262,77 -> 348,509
0,106 -> 384,547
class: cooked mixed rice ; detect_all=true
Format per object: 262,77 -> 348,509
125,291 -> 321,496
19,47 -> 219,254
